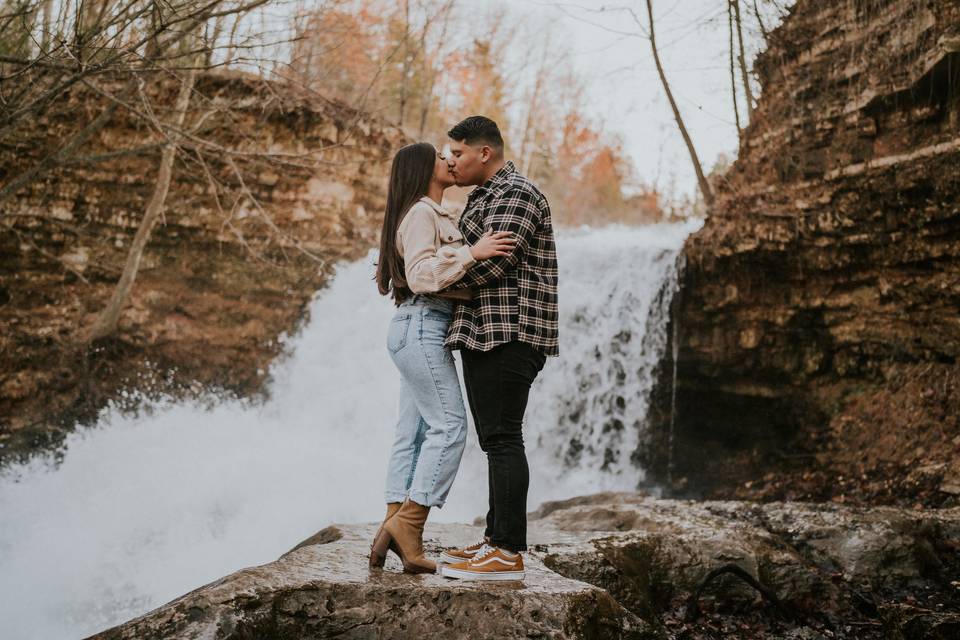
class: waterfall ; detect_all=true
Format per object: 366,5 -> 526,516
521,225 -> 692,497
667,251 -> 685,489
0,221 -> 699,640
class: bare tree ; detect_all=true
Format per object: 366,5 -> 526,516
39,0 -> 53,52
0,0 -> 334,348
396,0 -> 412,127
752,0 -> 769,44
517,32 -> 552,175
0,0 -> 274,209
205,13 -> 226,66
634,0 -> 713,206
728,0 -> 742,136
86,69 -> 197,342
416,0 -> 455,137
732,0 -> 755,119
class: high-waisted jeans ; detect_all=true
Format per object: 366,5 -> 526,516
384,295 -> 468,508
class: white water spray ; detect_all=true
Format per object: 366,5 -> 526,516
0,221 -> 699,639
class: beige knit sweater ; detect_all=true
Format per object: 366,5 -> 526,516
396,196 -> 476,294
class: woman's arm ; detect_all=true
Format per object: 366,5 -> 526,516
400,205 -> 477,294
401,205 -> 516,294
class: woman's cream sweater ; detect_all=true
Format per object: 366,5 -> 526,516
396,196 -> 476,294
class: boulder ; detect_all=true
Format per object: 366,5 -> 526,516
88,520 -> 655,640
89,494 -> 960,639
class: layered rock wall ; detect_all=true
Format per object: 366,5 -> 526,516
0,72 -> 404,462
645,0 -> 960,498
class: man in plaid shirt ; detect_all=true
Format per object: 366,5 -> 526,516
438,116 -> 558,582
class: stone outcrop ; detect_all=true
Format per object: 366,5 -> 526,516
89,515 -> 655,640
642,0 -> 960,502
0,71 -> 404,464
90,493 -> 960,640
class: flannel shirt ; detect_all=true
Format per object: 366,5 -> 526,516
444,161 -> 559,356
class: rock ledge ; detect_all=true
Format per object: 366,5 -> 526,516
89,494 -> 960,640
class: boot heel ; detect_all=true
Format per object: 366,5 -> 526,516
369,530 -> 394,568
369,545 -> 386,568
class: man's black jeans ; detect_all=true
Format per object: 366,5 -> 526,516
460,341 -> 546,552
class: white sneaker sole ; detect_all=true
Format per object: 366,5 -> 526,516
441,565 -> 525,581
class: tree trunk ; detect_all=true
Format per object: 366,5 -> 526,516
206,15 -> 225,67
397,0 -> 411,128
752,0 -> 770,44
224,12 -> 243,64
417,21 -> 432,136
518,34 -> 551,175
732,0 -> 755,118
417,0 -> 455,137
643,0 -> 713,206
40,0 -> 54,52
75,0 -> 115,62
728,0 -> 742,136
86,70 -> 196,342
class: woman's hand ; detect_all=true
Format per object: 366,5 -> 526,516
470,230 -> 516,260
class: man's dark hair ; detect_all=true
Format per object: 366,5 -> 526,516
447,116 -> 504,154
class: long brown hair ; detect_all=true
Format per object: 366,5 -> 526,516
376,142 -> 436,304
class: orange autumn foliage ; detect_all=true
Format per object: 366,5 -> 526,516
289,1 -> 666,226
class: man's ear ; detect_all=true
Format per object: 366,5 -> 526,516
480,146 -> 491,164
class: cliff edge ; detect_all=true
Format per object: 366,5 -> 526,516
643,0 -> 960,506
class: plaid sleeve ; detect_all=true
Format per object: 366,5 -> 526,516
452,186 -> 541,289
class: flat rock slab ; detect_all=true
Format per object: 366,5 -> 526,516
89,494 -> 960,640
88,521 -> 655,640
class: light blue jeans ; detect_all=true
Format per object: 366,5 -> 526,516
385,295 -> 468,508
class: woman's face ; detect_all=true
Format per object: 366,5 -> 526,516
433,149 -> 456,188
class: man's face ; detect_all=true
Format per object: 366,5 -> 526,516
444,139 -> 489,187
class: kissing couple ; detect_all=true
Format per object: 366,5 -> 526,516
370,116 -> 559,581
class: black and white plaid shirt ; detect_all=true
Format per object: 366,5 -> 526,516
444,161 -> 559,356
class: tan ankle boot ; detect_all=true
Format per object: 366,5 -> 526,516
373,499 -> 435,574
368,502 -> 402,568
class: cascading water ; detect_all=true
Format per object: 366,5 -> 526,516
667,252 -> 685,489
0,221 -> 700,639
522,226 -> 691,496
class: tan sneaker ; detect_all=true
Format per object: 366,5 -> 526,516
439,538 -> 489,565
441,545 -> 525,581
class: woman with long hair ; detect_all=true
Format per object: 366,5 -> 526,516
370,142 -> 514,573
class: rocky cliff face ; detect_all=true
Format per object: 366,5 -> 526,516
642,0 -> 960,503
0,72 -> 404,464
90,493 -> 960,640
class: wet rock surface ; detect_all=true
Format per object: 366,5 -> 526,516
89,518 -> 654,640
90,493 -> 960,639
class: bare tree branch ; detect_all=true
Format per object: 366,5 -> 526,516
2,220 -> 91,284
86,68 -> 198,342
728,0 -> 742,136
752,0 -> 769,43
633,1 -> 713,206
732,0 -> 755,118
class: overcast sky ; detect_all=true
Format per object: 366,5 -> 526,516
257,0 -> 781,201
494,0 -> 780,200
